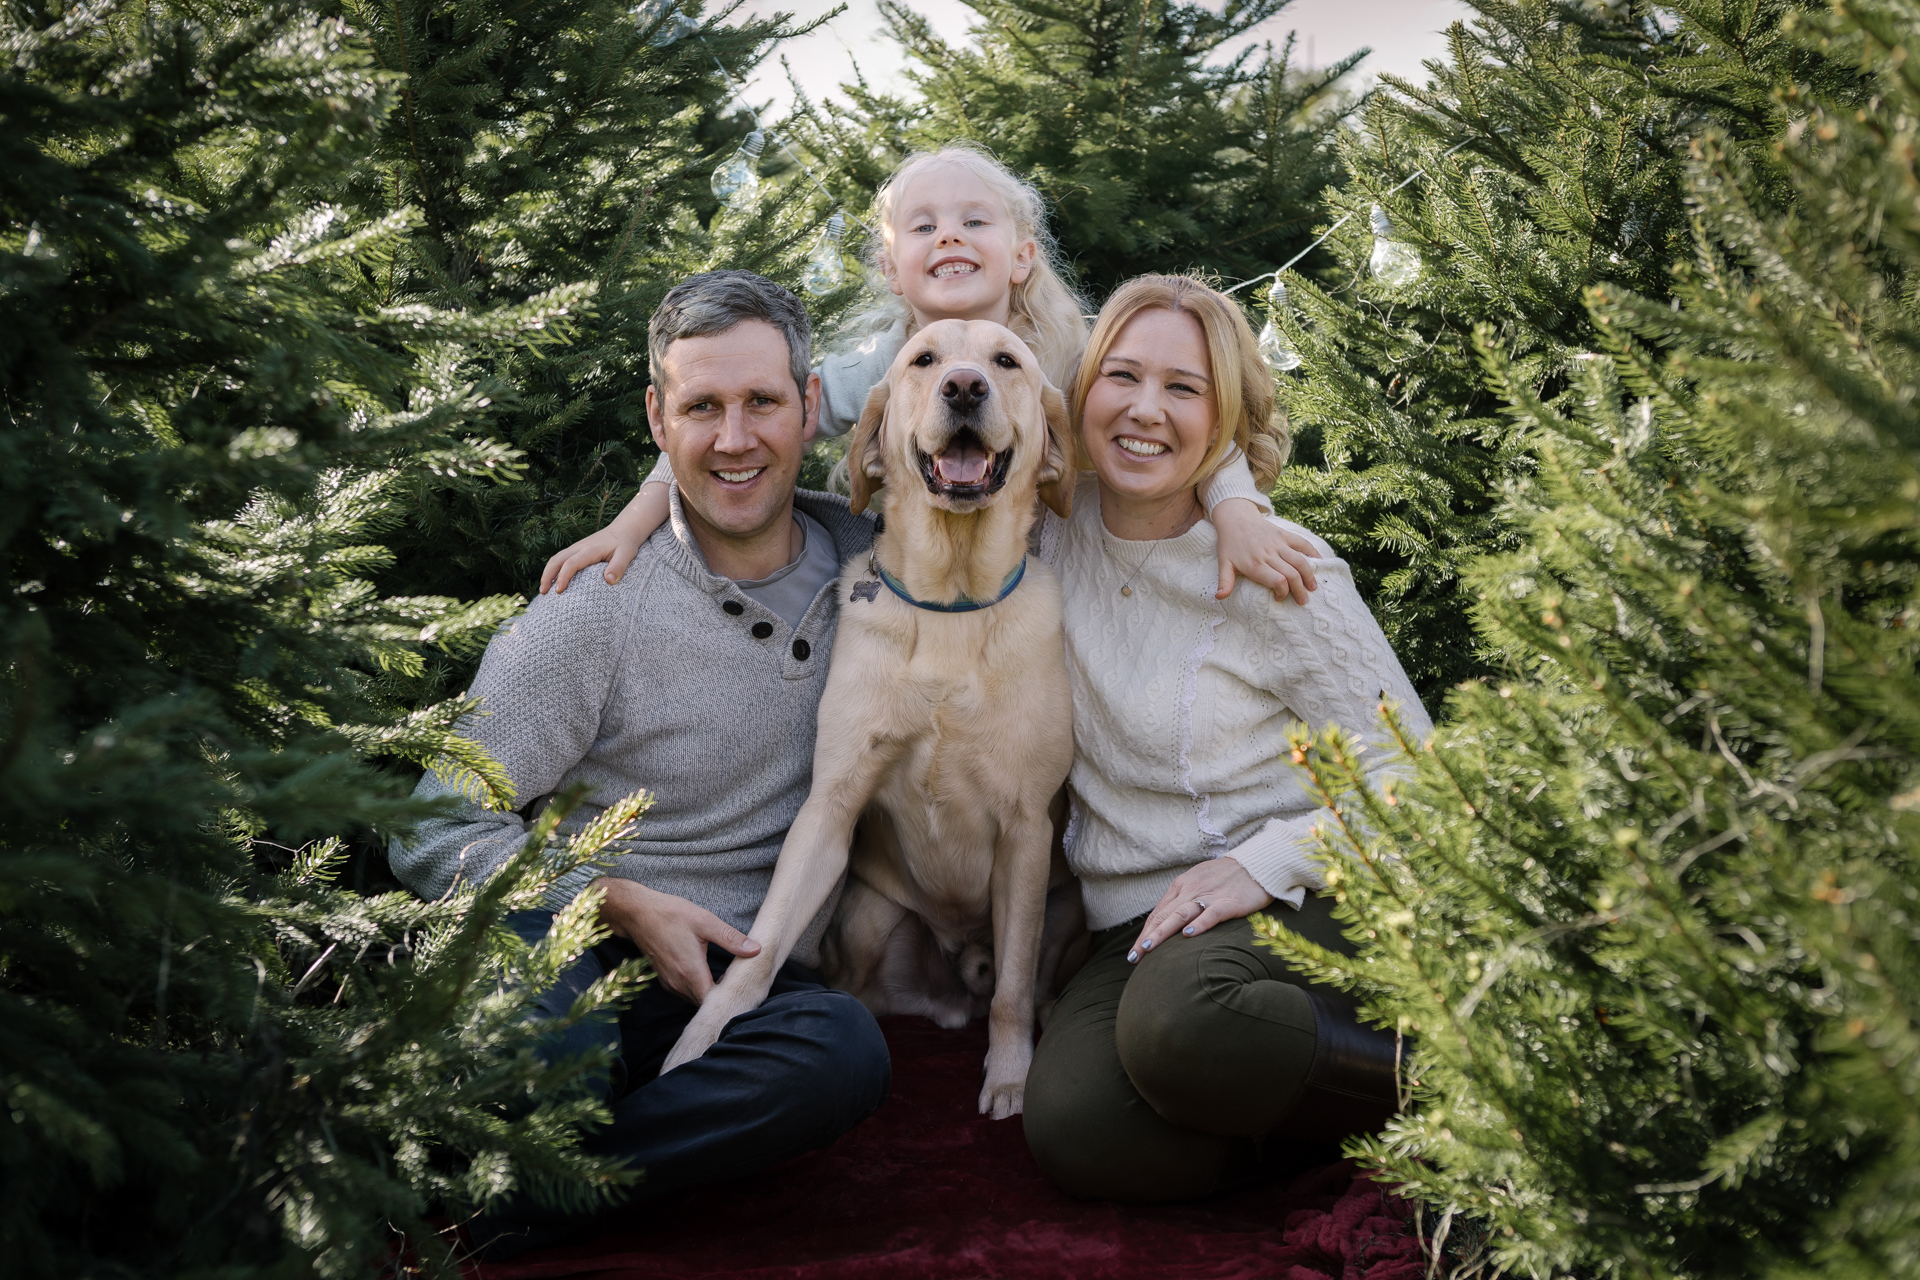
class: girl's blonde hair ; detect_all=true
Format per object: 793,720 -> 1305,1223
862,142 -> 1089,393
1070,273 -> 1290,490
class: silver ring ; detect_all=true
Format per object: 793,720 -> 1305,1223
1195,898 -> 1208,910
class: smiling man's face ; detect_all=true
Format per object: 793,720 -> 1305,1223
646,319 -> 820,571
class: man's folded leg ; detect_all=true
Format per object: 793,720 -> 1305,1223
592,943 -> 892,1195
475,941 -> 890,1259
504,910 -> 629,1100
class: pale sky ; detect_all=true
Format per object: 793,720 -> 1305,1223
721,0 -> 1476,121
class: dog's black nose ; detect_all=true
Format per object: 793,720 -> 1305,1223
942,372 -> 989,413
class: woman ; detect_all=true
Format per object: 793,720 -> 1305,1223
1023,275 -> 1434,1201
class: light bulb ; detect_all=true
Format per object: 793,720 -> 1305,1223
711,131 -> 765,210
637,0 -> 696,45
639,0 -> 697,45
801,212 -> 848,296
1257,280 -> 1301,372
1368,203 -> 1422,288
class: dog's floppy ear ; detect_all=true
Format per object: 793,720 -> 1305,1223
1035,381 -> 1074,519
848,378 -> 892,515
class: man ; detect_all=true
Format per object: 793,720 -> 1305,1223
390,271 -> 888,1255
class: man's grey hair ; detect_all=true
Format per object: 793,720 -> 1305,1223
649,270 -> 812,396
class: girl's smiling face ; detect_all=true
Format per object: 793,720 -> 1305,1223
885,162 -> 1037,329
1081,306 -> 1221,536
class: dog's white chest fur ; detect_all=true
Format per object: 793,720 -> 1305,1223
832,555 -> 1073,937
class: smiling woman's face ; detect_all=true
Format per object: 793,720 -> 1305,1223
1080,306 -> 1220,533
885,162 -> 1036,329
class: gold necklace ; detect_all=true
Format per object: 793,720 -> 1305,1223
1109,503 -> 1200,597
1117,541 -> 1156,597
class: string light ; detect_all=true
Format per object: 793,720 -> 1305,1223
802,211 -> 848,295
1368,203 -> 1422,287
711,130 -> 765,209
1222,133 -> 1495,301
1217,132 -> 1509,375
686,33 -> 873,293
1257,281 -> 1301,372
638,0 -> 697,46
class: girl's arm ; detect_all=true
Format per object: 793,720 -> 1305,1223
1201,452 -> 1319,606
539,456 -> 674,595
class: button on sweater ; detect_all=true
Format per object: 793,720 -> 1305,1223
1040,477 -> 1433,930
388,487 -> 873,966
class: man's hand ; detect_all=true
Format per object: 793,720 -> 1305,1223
595,876 -> 760,1002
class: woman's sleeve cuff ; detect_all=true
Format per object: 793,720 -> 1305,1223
1223,817 -> 1327,907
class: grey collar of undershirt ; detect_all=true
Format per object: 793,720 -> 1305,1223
734,515 -> 810,590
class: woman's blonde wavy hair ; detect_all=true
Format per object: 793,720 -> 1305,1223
857,142 -> 1089,393
1070,274 -> 1290,491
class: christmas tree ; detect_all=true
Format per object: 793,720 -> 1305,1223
1268,0 -> 1852,701
1263,2 -> 1920,1275
787,0 -> 1359,297
2,4 -> 650,1273
338,0 -> 859,608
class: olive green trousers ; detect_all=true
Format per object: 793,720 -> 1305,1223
1022,895 -> 1361,1202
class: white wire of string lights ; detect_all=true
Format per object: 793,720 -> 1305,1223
640,1 -> 866,295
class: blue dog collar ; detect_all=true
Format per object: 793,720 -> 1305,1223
870,554 -> 1027,613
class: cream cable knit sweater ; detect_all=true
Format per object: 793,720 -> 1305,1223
1040,476 -> 1433,930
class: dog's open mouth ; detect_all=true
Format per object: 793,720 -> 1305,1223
917,427 -> 1012,501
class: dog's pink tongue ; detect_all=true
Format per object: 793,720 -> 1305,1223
935,445 -> 990,486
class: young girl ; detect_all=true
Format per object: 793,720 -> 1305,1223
539,144 -> 1319,603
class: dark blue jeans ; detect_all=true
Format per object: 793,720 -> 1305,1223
479,911 -> 891,1256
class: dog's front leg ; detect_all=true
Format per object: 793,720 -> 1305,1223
659,796 -> 862,1073
661,719 -> 903,1074
978,807 -> 1055,1118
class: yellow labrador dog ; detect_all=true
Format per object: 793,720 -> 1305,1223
662,318 -> 1075,1118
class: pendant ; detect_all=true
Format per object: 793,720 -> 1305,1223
1120,586 -> 1132,597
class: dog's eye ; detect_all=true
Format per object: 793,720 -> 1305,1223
994,353 -> 1019,369
912,351 -> 935,367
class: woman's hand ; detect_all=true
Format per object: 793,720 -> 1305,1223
1212,497 -> 1319,606
1128,856 -> 1273,962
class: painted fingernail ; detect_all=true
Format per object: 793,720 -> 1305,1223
1126,949 -> 1140,963
1183,925 -> 1196,936
1141,938 -> 1153,951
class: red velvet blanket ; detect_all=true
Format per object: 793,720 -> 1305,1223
475,1016 -> 1424,1280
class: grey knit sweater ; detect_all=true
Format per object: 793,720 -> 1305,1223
388,487 -> 874,966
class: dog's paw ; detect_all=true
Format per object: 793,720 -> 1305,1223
979,1037 -> 1032,1119
978,1077 -> 1025,1120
